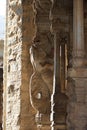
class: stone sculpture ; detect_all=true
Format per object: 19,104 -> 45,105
30,32 -> 54,114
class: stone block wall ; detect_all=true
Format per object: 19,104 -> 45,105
3,0 -> 87,130
4,0 -> 23,130
3,0 -> 73,130
4,0 -> 36,130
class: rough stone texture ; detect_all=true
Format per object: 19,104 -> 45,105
21,1 -> 37,130
5,1 -> 23,130
3,0 -> 87,130
4,0 -> 37,130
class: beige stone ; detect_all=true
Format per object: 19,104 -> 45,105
2,0 -> 87,130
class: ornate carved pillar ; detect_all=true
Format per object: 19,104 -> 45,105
30,0 -> 53,130
67,0 -> 87,129
50,0 -> 68,130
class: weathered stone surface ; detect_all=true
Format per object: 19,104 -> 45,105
4,0 -> 22,130
3,0 -> 87,130
29,0 -> 53,129
4,0 -> 37,129
66,1 -> 87,130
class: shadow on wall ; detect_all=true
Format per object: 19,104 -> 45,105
0,123 -> 2,130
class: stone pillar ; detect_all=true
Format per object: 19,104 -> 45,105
30,0 -> 53,130
73,0 -> 85,66
50,0 -> 68,130
21,1 -> 36,130
4,0 -> 37,130
4,1 -> 23,130
50,33 -> 67,130
67,0 -> 87,130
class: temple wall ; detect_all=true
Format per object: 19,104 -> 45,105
3,0 -> 87,130
3,0 -> 72,130
21,1 -> 36,130
4,0 -> 23,129
4,0 -> 36,130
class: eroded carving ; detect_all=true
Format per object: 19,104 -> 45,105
30,72 -> 51,114
33,0 -> 51,13
30,32 -> 54,114
30,1 -> 53,128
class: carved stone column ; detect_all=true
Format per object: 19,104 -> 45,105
67,0 -> 87,130
73,0 -> 85,66
50,0 -> 68,130
30,0 -> 53,130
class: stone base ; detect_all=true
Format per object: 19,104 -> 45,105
67,67 -> 87,130
51,124 -> 66,130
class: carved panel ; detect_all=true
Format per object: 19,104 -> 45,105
30,0 -> 53,128
30,32 -> 54,115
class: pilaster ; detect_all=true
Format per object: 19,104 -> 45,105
50,0 -> 68,129
67,0 -> 87,130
